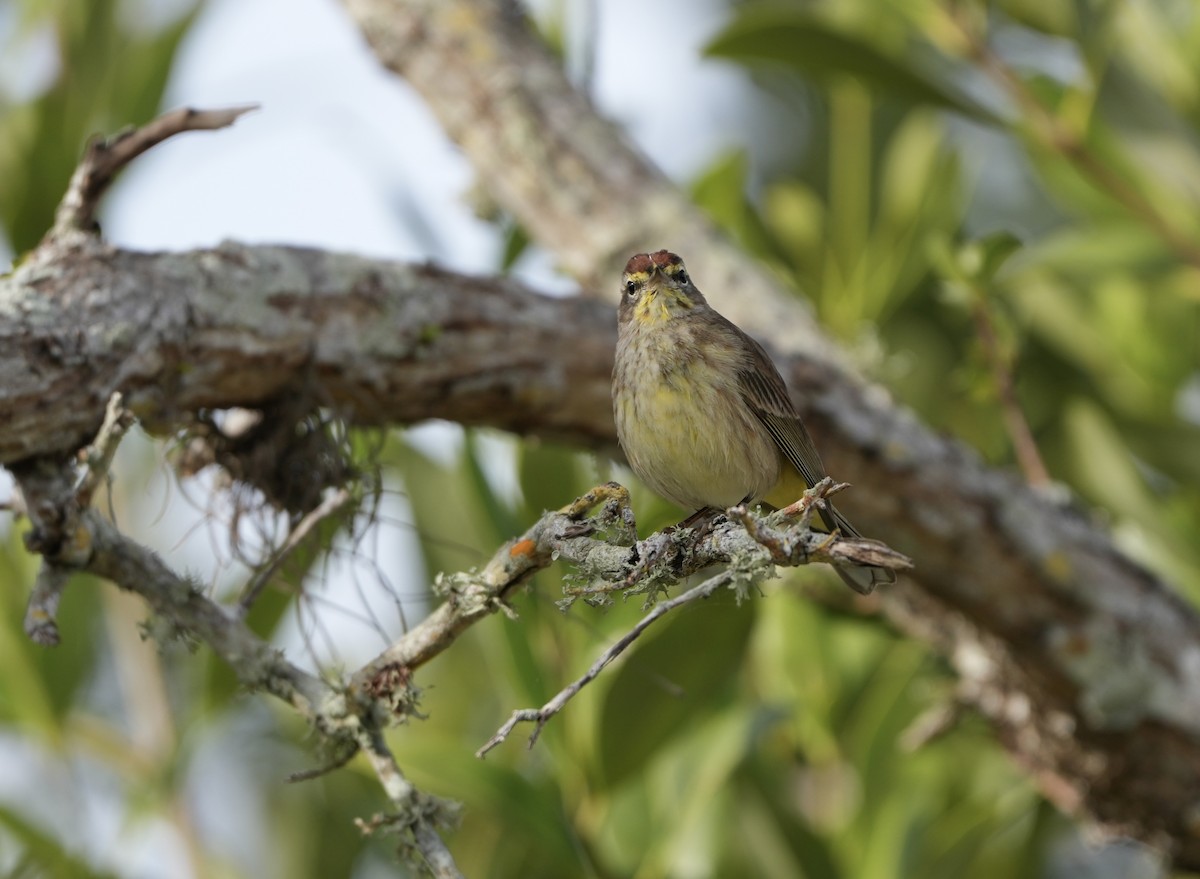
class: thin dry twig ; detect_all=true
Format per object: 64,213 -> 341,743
75,392 -> 135,506
52,104 -> 258,237
476,566 -> 735,757
970,298 -> 1051,487
237,486 -> 354,615
286,742 -> 360,784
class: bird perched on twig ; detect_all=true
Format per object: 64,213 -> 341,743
611,249 -> 895,594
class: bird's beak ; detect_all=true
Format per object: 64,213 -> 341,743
642,266 -> 663,297
645,266 -> 688,305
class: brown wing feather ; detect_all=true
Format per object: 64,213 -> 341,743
734,330 -> 896,593
734,333 -> 838,525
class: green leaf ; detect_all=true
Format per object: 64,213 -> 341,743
964,232 -> 1023,282
690,149 -> 779,258
742,766 -> 846,879
464,430 -> 519,542
499,221 -> 531,273
706,11 -> 996,123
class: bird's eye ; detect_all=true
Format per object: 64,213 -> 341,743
624,281 -> 637,297
676,270 -> 689,285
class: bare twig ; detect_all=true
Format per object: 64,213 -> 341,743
476,566 -> 735,757
734,489 -> 915,574
970,298 -> 1051,487
776,477 -> 849,524
286,741 -> 361,783
75,392 -> 134,506
52,105 -> 258,237
238,487 -> 354,615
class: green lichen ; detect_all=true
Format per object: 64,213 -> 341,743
725,547 -> 776,605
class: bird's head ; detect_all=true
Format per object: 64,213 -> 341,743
618,250 -> 707,326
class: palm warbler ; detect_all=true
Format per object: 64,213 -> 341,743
612,249 -> 894,594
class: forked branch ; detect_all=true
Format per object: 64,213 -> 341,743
350,478 -> 912,755
52,104 -> 258,237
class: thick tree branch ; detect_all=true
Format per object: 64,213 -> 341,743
0,238 -> 615,464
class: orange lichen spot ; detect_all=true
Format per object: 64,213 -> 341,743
509,538 -> 537,559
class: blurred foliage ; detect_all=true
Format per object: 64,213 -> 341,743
1,0 -> 1197,877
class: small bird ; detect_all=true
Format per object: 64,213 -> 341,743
612,249 -> 895,594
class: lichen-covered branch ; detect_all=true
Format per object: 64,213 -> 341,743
351,480 -> 907,703
9,318 -> 460,877
347,479 -> 910,756
11,444 -> 464,877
